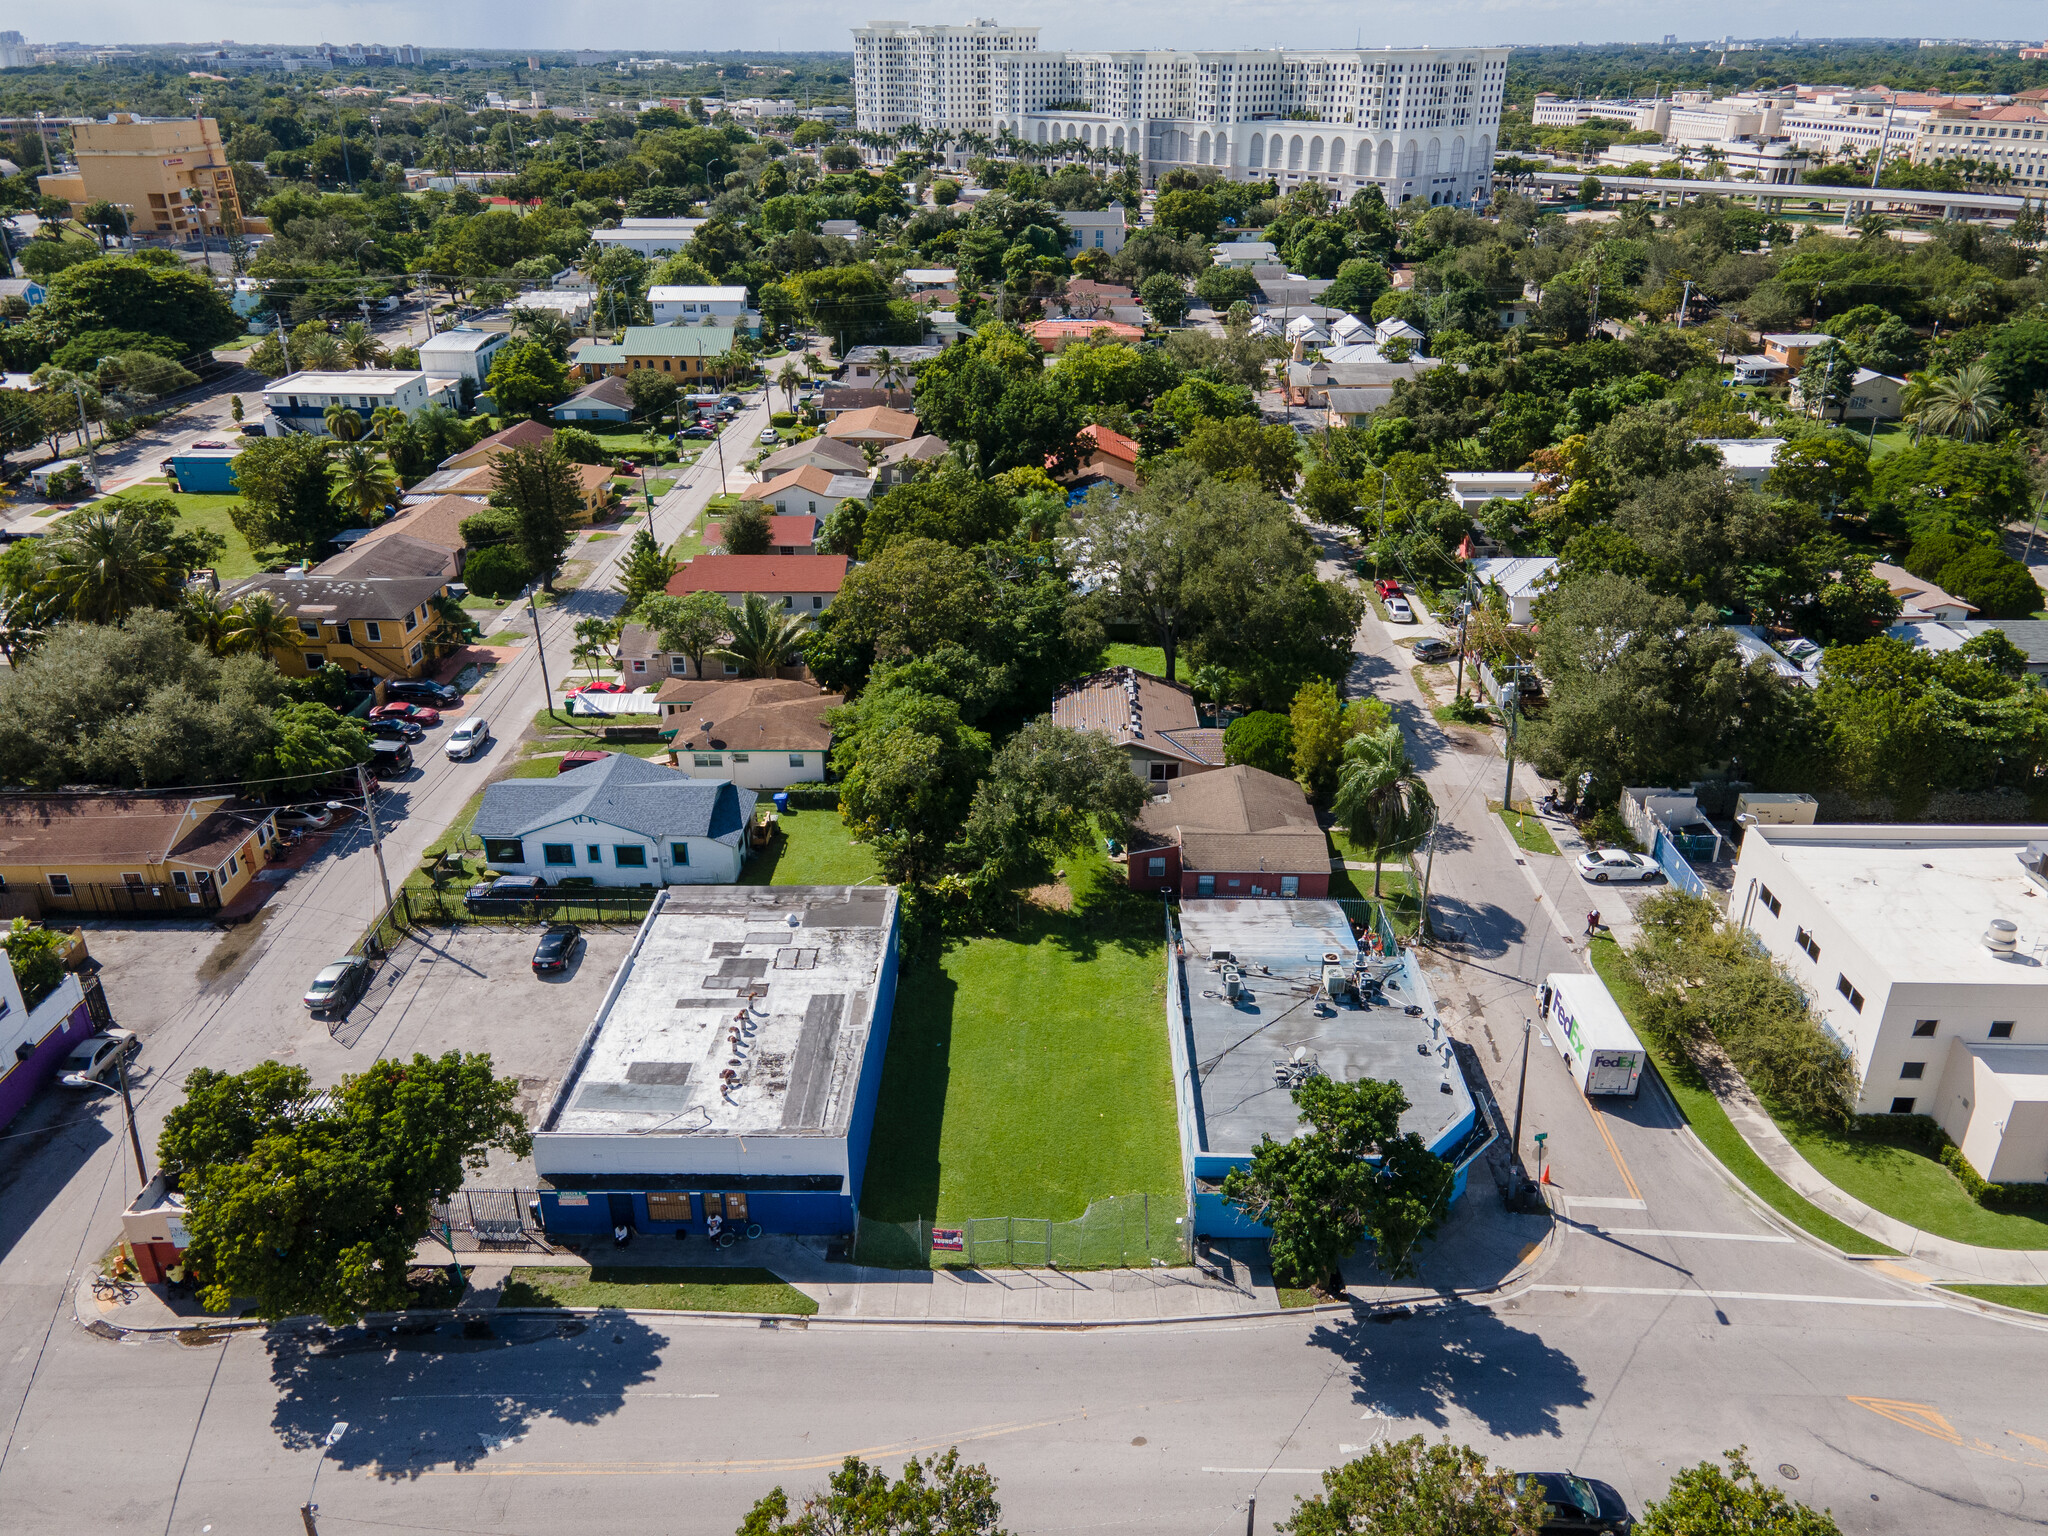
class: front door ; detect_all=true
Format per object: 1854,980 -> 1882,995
607,1192 -> 637,1230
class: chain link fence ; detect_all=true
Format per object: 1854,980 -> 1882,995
854,1195 -> 1187,1271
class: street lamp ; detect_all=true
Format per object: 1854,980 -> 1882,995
62,1056 -> 149,1188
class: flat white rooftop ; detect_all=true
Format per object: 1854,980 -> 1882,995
649,285 -> 748,301
1757,826 -> 2048,986
543,886 -> 896,1139
267,370 -> 426,393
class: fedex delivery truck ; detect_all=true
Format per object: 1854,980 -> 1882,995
1540,973 -> 1646,1098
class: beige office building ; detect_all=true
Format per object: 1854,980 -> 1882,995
37,114 -> 242,239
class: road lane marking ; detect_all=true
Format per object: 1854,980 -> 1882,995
1586,1227 -> 1795,1244
1565,1196 -> 1647,1210
1583,1096 -> 1642,1202
1202,1468 -> 1329,1475
1533,1285 -> 1942,1308
1850,1398 -> 2048,1471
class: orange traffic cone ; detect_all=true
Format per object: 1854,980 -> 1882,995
1539,1164 -> 1553,1186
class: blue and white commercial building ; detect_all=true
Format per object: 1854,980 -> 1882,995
259,370 -> 452,436
533,884 -> 902,1237
1167,899 -> 1493,1240
418,326 -> 510,388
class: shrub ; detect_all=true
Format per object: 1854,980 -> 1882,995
5,918 -> 67,1009
554,426 -> 609,465
770,411 -> 797,428
780,782 -> 841,810
44,464 -> 90,500
1223,711 -> 1293,776
462,543 -> 533,599
1582,805 -> 1641,851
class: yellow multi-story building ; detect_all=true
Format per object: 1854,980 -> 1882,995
221,574 -> 453,681
37,114 -> 242,240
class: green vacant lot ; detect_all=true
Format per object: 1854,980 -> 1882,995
1776,1118 -> 2048,1251
740,808 -> 879,887
498,1266 -> 816,1314
861,844 -> 1182,1235
109,482 -> 268,581
1587,937 -> 1895,1255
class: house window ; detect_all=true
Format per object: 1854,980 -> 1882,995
1900,1062 -> 1925,1079
483,838 -> 525,864
1836,974 -> 1864,1012
724,663 -> 740,675
781,595 -> 794,609
299,621 -> 320,638
587,844 -> 602,862
789,753 -> 805,768
694,753 -> 721,767
543,844 -> 575,866
732,752 -> 749,763
1196,875 -> 1215,895
1890,1097 -> 1917,1115
614,845 -> 647,868
1991,1021 -> 2016,1039
47,874 -> 71,897
303,652 -> 326,670
364,622 -> 382,642
1281,875 -> 1300,896
1149,762 -> 1177,782
227,855 -> 240,878
1758,884 -> 1781,917
1912,1020 -> 1938,1037
404,610 -> 419,631
671,656 -> 689,674
671,843 -> 691,865
173,872 -> 187,889
409,644 -> 424,665
812,595 -> 824,609
631,659 -> 646,673
1147,856 -> 1166,877
1796,928 -> 1820,962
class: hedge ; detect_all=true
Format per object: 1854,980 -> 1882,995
778,782 -> 841,810
1848,1112 -> 2048,1212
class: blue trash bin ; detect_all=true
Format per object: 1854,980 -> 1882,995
773,792 -> 790,815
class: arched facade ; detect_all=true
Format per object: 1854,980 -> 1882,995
1198,130 -> 1211,164
1376,139 -> 1394,176
1215,135 -> 1228,166
1328,138 -> 1345,175
1249,132 -> 1264,168
1288,134 -> 1303,170
1449,136 -> 1465,173
1399,139 -> 1418,177
1308,136 -> 1323,172
1424,137 -> 1441,176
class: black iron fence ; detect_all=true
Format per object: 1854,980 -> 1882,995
37,880 -> 222,918
399,886 -> 660,928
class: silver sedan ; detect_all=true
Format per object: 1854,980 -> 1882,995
1575,849 -> 1662,883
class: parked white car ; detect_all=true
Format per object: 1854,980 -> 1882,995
1575,849 -> 1662,883
57,1029 -> 139,1086
445,716 -> 492,760
1384,595 -> 1415,624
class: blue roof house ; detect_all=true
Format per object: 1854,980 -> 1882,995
471,752 -> 757,886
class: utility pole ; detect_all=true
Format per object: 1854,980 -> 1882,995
353,767 -> 393,912
112,1052 -> 149,1187
1675,278 -> 1693,328
1509,1014 -> 1532,1175
529,585 -> 557,718
1500,677 -> 1522,809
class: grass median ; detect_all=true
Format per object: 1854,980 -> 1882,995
1940,1284 -> 2048,1315
499,1266 -> 817,1315
1586,936 -> 1898,1256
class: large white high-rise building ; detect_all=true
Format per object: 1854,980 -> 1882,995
854,19 -> 1509,208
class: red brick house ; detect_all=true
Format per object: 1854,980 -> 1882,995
1124,766 -> 1332,899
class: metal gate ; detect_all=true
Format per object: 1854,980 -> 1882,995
964,1217 -> 1051,1266
43,881 -> 222,917
431,1189 -> 543,1250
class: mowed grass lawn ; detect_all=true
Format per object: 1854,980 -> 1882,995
109,483 -> 268,581
1097,642 -> 1170,677
1775,1118 -> 2048,1250
498,1266 -> 816,1315
740,807 -> 880,887
861,843 -> 1182,1230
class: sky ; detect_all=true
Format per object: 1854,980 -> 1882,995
25,0 -> 2048,54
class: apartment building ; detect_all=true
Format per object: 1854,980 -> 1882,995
1530,94 -> 1669,134
1733,825 -> 2048,1184
36,114 -> 242,238
855,19 -> 1508,207
223,574 -> 452,681
1914,104 -> 2048,188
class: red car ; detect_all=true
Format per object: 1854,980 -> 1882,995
1376,579 -> 1403,600
370,701 -> 441,727
567,679 -> 622,696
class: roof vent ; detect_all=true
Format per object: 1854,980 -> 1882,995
1986,918 -> 2019,956
2019,844 -> 2048,891
786,911 -> 801,928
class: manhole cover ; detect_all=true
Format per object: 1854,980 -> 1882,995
1778,1464 -> 1800,1480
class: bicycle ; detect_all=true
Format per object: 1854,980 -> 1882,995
712,1222 -> 766,1249
91,1274 -> 138,1303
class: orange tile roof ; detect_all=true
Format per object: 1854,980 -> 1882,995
742,465 -> 837,500
1078,422 -> 1140,464
666,554 -> 850,596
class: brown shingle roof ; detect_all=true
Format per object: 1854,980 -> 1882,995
742,465 -> 838,501
818,387 -> 914,416
654,677 -> 843,752
442,418 -> 554,468
0,795 -> 270,870
225,574 -> 449,621
353,495 -> 476,555
311,533 -> 458,580
1052,666 -> 1223,765
1135,766 -> 1329,874
825,406 -> 920,444
760,436 -> 867,475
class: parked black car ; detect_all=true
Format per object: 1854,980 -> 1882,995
465,876 -> 551,916
386,679 -> 461,707
1517,1473 -> 1633,1534
366,716 -> 424,742
531,924 -> 582,973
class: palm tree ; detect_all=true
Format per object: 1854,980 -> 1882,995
1329,726 -> 1436,900
34,506 -> 178,623
297,331 -> 345,371
776,359 -> 808,413
224,592 -> 297,662
177,588 -> 234,656
323,402 -> 366,442
332,443 -> 399,521
868,347 -> 904,391
338,321 -> 385,370
1910,361 -> 2004,443
368,405 -> 407,440
512,306 -> 574,359
709,592 -> 811,678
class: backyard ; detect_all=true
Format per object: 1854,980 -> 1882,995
109,482 -> 268,581
858,843 -> 1183,1241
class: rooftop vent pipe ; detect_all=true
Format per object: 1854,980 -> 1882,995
1986,918 -> 2019,956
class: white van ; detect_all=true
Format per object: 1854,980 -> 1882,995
1540,973 -> 1646,1098
445,716 -> 491,760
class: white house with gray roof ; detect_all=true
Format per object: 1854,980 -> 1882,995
472,753 -> 757,886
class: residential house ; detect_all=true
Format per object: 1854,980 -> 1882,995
648,284 -> 755,331
1028,318 -> 1144,353
223,573 -> 451,679
0,944 -> 93,1135
599,325 -> 739,384
1057,204 -> 1127,257
1373,316 -> 1426,349
1062,279 -> 1141,323
418,327 -> 510,389
163,446 -> 240,494
405,429 -> 618,523
901,267 -> 956,293
1872,561 -> 1979,621
816,386 -> 914,418
341,495 -> 478,573
1760,333 -> 1838,371
1445,472 -> 1540,514
1469,555 -> 1557,626
740,467 -> 871,521
471,751 -> 756,886
588,217 -> 706,257
708,513 -> 821,554
657,677 -> 842,788
1959,620 -> 2048,678
567,338 -> 628,378
1209,240 -> 1277,267
440,418 -> 556,471
1794,367 -> 1906,422
1324,388 -> 1390,428
1054,421 -> 1141,490
1124,765 -> 1331,899
1052,666 -> 1226,787
512,289 -> 593,327
821,218 -> 862,240
824,406 -> 920,447
260,370 -> 448,437
311,533 -> 458,581
840,344 -> 942,384
666,554 -> 851,617
0,277 -> 46,307
874,434 -> 949,488
551,374 -> 635,423
1701,437 -> 1786,488
1731,355 -> 1790,386
760,436 -> 868,477
0,793 -> 277,917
